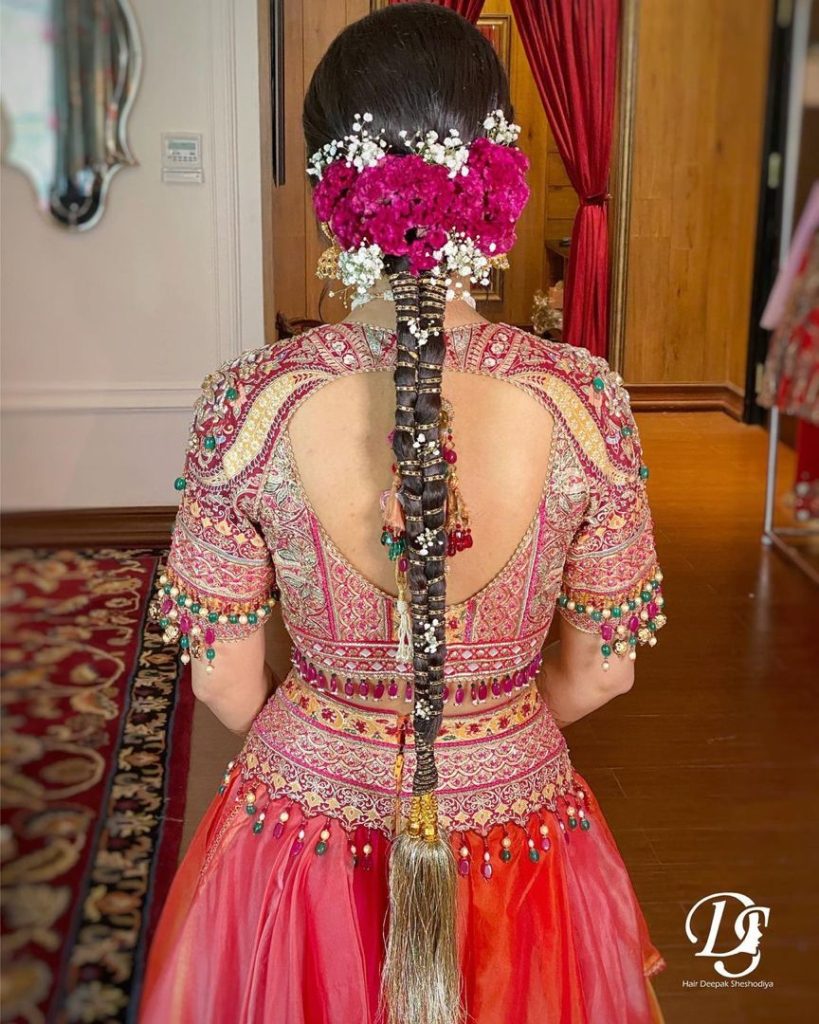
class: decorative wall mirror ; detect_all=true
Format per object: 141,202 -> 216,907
0,0 -> 142,231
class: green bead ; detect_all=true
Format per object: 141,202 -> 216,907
580,818 -> 591,832
557,594 -> 568,607
218,784 -> 226,795
639,465 -> 649,480
575,603 -> 585,614
180,635 -> 190,649
245,804 -> 256,815
648,620 -> 657,631
176,595 -> 186,607
381,530 -> 390,546
315,841 -> 328,856
621,424 -> 633,437
591,610 -> 602,622
226,387 -> 239,400
528,848 -> 540,862
206,647 -> 216,660
203,435 -> 217,451
611,606 -> 621,618
592,376 -> 605,392
247,613 -> 258,625
208,612 -> 219,623
628,635 -> 638,646
260,605 -> 270,615
228,614 -> 239,624
601,643 -> 611,657
628,600 -> 637,611
641,590 -> 652,602
568,816 -> 578,830
163,585 -> 172,594
500,848 -> 512,862
252,821 -> 264,834
174,477 -> 187,491
159,617 -> 169,628
191,602 -> 200,614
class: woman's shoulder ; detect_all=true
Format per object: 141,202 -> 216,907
186,323 -> 382,486
482,325 -> 642,485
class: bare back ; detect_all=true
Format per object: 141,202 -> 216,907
288,333 -> 555,606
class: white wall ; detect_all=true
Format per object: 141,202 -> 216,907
1,0 -> 266,509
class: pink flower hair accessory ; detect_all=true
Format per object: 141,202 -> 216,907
308,110 -> 530,297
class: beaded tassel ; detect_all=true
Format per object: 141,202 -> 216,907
441,399 -> 473,556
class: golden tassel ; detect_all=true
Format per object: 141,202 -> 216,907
379,793 -> 461,1024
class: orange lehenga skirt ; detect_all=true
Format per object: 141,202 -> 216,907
140,675 -> 665,1023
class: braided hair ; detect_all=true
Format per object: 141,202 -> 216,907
304,6 -> 513,1022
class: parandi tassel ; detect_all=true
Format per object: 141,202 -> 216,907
380,793 -> 461,1024
381,467 -> 413,665
395,573 -> 413,664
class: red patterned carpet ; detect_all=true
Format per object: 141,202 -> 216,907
0,548 -> 193,1024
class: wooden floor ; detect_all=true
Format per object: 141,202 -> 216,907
182,411 -> 818,1023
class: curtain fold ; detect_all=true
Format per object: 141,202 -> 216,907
388,0 -> 485,24
510,0 -> 619,357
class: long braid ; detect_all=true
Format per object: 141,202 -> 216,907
381,265 -> 460,1024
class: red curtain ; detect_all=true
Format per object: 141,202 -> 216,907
388,0 -> 485,23
510,0 -> 619,357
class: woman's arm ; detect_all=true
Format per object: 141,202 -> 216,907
190,605 -> 293,735
536,615 -> 635,729
190,627 -> 270,735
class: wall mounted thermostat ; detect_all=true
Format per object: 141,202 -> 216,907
161,133 -> 204,183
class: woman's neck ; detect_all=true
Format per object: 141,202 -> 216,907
342,295 -> 488,331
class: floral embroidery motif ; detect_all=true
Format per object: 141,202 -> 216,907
239,677 -> 573,837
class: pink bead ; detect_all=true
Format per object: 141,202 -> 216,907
443,685 -> 450,700
478,682 -> 488,702
179,615 -> 191,633
458,858 -> 470,876
504,676 -> 515,694
601,623 -> 614,641
513,671 -> 525,689
628,615 -> 640,632
291,839 -> 304,856
330,674 -> 339,693
481,862 -> 493,880
204,627 -> 216,645
273,821 -> 285,839
359,680 -> 369,697
405,684 -> 413,701
306,664 -> 317,682
398,557 -> 409,573
374,680 -> 385,699
464,533 -> 473,548
317,672 -> 327,689
454,686 -> 465,705
161,597 -> 174,614
388,680 -> 398,698
491,680 -> 502,698
541,836 -> 551,852
443,448 -> 457,464
344,680 -> 355,696
647,601 -> 658,617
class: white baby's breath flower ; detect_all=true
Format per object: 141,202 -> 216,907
338,243 -> 385,295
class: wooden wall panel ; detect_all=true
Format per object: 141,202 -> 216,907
624,0 -> 772,391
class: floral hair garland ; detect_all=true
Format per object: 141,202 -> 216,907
307,110 -> 530,296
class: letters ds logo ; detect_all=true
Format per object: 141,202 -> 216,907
685,892 -> 770,979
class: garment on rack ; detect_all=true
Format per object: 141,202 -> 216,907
759,230 -> 819,424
